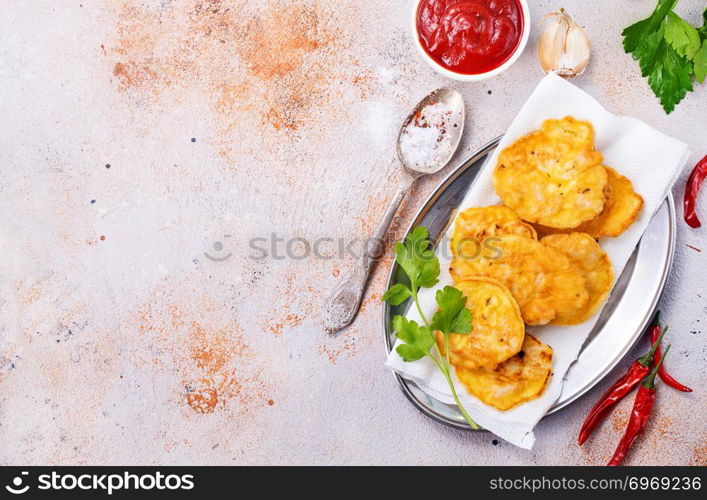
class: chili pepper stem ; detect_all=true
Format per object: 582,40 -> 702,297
638,326 -> 668,366
644,345 -> 670,389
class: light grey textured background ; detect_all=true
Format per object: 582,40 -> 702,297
1,0 -> 705,465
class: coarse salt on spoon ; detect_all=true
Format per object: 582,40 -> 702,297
322,88 -> 465,333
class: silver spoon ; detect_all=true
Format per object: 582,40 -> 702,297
322,87 -> 465,333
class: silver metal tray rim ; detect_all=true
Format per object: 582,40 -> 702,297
382,136 -> 676,431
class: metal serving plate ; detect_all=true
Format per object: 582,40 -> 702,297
382,137 -> 676,430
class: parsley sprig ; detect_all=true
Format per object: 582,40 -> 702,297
383,226 -> 478,429
622,0 -> 707,113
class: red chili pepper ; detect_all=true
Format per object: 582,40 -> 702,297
684,154 -> 707,228
608,345 -> 670,466
578,318 -> 667,445
649,320 -> 692,392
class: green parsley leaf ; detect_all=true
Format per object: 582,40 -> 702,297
622,0 -> 695,113
632,24 -> 667,77
393,226 -> 440,289
698,8 -> 707,41
417,257 -> 440,288
406,225 -> 429,249
622,0 -> 676,55
431,286 -> 472,336
393,315 -> 434,362
694,39 -> 707,83
382,283 -> 411,306
647,39 -> 694,113
665,11 -> 701,59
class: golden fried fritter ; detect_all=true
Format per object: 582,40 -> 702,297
436,277 -> 524,370
456,334 -> 553,411
534,166 -> 644,239
575,166 -> 644,238
493,117 -> 607,229
541,116 -> 595,147
541,233 -> 614,325
451,205 -> 537,258
450,234 -> 588,325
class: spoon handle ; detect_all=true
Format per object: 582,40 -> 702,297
322,174 -> 415,333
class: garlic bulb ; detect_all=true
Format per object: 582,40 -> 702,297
537,8 -> 590,77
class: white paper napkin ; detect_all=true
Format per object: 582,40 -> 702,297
385,73 -> 690,449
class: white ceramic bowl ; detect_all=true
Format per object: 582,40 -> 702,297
411,0 -> 530,82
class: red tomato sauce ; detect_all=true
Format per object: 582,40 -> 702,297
417,0 -> 524,75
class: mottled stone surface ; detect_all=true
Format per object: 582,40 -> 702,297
0,0 -> 705,465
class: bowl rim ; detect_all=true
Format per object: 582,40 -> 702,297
411,0 -> 531,82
